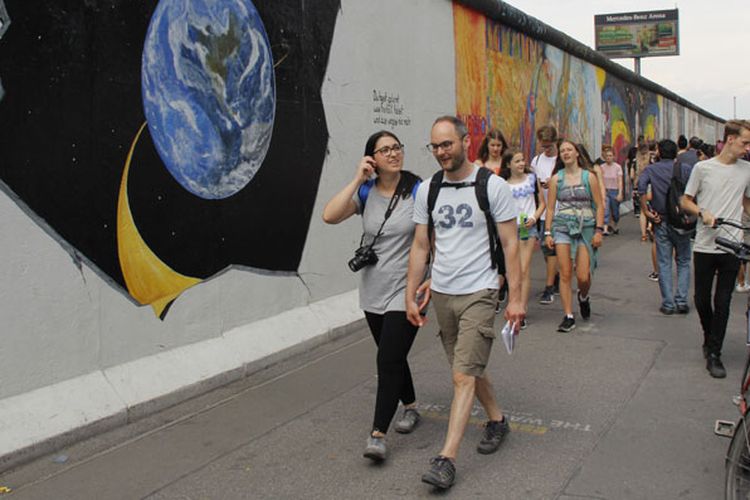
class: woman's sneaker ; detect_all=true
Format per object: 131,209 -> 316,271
539,286 -> 554,305
363,435 -> 386,461
648,272 -> 659,282
557,316 -> 576,332
394,408 -> 421,434
578,292 -> 591,320
421,456 -> 456,489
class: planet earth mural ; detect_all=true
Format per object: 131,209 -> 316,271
142,0 -> 275,200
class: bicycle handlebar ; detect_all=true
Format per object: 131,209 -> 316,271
715,236 -> 750,261
714,218 -> 750,231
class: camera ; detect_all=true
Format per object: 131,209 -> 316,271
348,245 -> 378,272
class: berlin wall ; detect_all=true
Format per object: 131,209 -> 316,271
0,0 -> 723,466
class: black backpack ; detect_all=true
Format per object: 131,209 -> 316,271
665,162 -> 697,231
426,167 -> 505,273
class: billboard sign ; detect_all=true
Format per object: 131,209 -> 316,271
595,9 -> 679,58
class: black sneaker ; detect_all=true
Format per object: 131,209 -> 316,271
539,287 -> 554,305
578,292 -> 591,320
557,316 -> 576,332
706,354 -> 727,378
648,272 -> 659,282
421,456 -> 456,490
477,418 -> 510,454
520,318 -> 528,330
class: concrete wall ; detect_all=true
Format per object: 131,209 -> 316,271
0,0 -> 723,466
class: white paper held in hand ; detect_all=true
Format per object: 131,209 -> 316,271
501,320 -> 517,354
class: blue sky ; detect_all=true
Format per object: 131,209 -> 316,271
507,0 -> 750,121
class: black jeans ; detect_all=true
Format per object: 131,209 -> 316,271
364,311 -> 419,433
694,252 -> 740,356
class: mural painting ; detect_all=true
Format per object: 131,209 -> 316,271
452,3 -> 669,165
0,0 -> 340,318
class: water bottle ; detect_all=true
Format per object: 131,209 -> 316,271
519,213 -> 529,240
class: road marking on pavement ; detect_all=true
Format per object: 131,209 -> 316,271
416,403 -> 593,436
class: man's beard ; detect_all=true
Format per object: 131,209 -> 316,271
443,150 -> 465,172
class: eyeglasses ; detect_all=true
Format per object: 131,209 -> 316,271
373,144 -> 404,156
426,140 -> 455,153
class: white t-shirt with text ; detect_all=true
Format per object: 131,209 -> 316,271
413,166 -> 516,295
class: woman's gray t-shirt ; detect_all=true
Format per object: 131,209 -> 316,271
352,185 -> 418,314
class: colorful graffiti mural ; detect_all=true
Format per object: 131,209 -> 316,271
452,3 -> 698,165
0,0 -> 340,318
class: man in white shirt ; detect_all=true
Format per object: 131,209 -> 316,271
406,116 -> 524,490
531,125 -> 559,304
681,120 -> 750,378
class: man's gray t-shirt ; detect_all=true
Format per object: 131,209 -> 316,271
684,157 -> 750,254
352,185 -> 418,313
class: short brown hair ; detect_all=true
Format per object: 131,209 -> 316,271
536,125 -> 558,143
601,145 -> 613,154
723,120 -> 750,143
433,115 -> 468,139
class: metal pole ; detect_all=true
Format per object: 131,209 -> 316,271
634,58 -> 641,142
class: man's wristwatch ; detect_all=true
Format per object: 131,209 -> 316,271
544,230 -> 552,237
595,226 -> 604,233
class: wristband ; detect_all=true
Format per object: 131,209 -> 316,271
595,226 -> 604,233
544,231 -> 552,236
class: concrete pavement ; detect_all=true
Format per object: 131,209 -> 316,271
1,216 -> 746,499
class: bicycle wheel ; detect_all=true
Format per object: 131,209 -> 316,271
726,417 -> 750,499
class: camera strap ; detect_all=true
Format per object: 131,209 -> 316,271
358,176 -> 407,249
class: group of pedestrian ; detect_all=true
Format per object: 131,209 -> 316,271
636,121 -> 750,379
322,116 -> 750,491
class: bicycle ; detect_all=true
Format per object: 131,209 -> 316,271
710,218 -> 750,499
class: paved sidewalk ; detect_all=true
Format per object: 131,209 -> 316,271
1,216 -> 746,499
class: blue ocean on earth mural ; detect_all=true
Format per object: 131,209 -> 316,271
142,0 -> 275,199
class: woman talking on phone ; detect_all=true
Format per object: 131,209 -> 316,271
323,130 -> 426,462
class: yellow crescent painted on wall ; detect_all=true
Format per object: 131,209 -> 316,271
117,122 -> 202,319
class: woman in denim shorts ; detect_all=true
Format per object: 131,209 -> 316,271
543,140 -> 604,332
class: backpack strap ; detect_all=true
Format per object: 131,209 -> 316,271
475,167 -> 501,270
357,179 -> 375,210
582,169 -> 592,199
426,170 -> 444,241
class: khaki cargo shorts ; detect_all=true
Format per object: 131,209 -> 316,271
432,289 -> 498,377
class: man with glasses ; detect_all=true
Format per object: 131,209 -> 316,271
405,116 -> 524,490
531,125 -> 559,304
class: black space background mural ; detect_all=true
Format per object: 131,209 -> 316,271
0,0 -> 340,316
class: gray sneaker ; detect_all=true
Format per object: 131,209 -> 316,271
477,418 -> 510,454
394,408 -> 421,434
421,455 -> 456,489
363,435 -> 386,461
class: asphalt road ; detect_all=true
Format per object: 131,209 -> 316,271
1,216 -> 746,499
